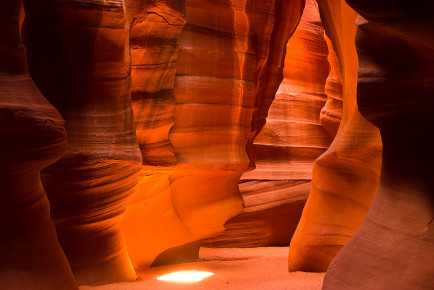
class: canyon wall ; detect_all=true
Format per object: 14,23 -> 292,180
22,0 -> 142,285
120,0 -> 189,268
8,0 -> 307,284
205,0 -> 336,248
3,0 -> 432,288
0,1 -> 77,288
288,0 -> 383,272
121,0 -> 305,267
323,0 -> 434,288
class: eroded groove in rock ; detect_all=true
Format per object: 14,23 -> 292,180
205,0 -> 333,248
288,0 -> 383,272
323,1 -> 434,288
0,1 -> 77,288
22,0 -> 142,285
167,0 -> 305,250
127,0 -> 185,167
320,35 -> 343,138
120,0 -> 189,268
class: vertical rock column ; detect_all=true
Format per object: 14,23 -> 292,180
120,0 -> 189,268
204,0 -> 334,248
288,0 -> 383,272
169,0 -> 305,245
127,0 -> 184,167
0,1 -> 77,288
22,0 -> 142,285
323,1 -> 434,288
122,0 -> 303,267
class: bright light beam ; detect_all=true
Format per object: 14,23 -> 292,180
156,270 -> 214,283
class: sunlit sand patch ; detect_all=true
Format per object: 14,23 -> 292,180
156,270 -> 214,283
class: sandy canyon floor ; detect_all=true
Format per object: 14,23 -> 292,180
81,247 -> 324,290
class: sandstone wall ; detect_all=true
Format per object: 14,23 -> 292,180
288,0 -> 383,272
323,0 -> 434,288
0,1 -> 77,288
22,0 -> 142,285
205,0 -> 336,248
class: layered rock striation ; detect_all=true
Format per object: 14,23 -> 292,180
0,1 -> 77,288
22,0 -> 142,285
205,0 -> 335,248
323,0 -> 434,288
120,0 -> 188,268
122,0 -> 306,266
288,0 -> 383,272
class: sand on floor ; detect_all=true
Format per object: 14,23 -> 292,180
81,247 -> 325,290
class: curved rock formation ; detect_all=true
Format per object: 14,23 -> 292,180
122,0 -> 305,266
22,0 -> 142,285
320,35 -> 343,138
120,0 -> 191,268
0,1 -> 77,288
170,0 -> 305,245
127,0 -> 184,167
205,0 -> 334,248
323,0 -> 434,288
288,0 -> 383,272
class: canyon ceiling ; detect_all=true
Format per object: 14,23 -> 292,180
0,0 -> 433,289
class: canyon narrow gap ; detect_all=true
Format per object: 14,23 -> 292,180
0,0 -> 433,289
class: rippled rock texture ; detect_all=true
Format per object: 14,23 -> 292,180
288,0 -> 383,272
0,1 -> 77,288
205,0 -> 336,248
2,0 -> 433,288
22,0 -> 142,285
323,0 -> 434,288
120,0 -> 188,268
122,0 -> 305,266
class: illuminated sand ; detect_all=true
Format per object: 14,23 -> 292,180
81,247 -> 324,289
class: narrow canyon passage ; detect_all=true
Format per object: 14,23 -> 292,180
0,0 -> 433,289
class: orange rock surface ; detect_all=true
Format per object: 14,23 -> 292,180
120,0 -> 187,268
127,0 -> 184,167
121,0 -> 305,267
22,0 -> 142,285
320,35 -> 343,138
288,0 -> 383,272
0,1 -> 77,288
205,0 -> 335,248
323,0 -> 434,288
171,0 -> 304,243
2,0 -> 433,288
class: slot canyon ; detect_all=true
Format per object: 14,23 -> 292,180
0,0 -> 432,289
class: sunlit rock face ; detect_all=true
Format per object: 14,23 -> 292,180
323,0 -> 434,288
3,0 -> 433,288
288,0 -> 383,273
120,0 -> 187,268
0,1 -> 77,288
205,0 -> 336,248
22,0 -> 142,285
170,0 -> 305,244
121,0 -> 305,267
127,0 -> 184,167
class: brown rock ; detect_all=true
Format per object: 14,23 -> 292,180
323,0 -> 434,288
320,35 -> 343,138
120,0 -> 190,268
288,0 -> 383,272
0,1 -> 77,288
22,0 -> 142,285
205,0 -> 334,248
122,0 -> 305,267
171,0 -> 305,246
128,0 -> 185,167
